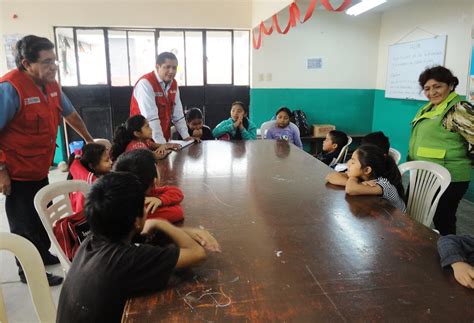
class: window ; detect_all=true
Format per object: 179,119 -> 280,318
185,31 -> 203,86
76,29 -> 107,85
234,30 -> 250,86
206,31 -> 232,84
55,28 -> 78,86
54,27 -> 250,87
108,30 -> 129,86
129,31 -> 155,85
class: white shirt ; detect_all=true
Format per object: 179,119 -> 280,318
132,70 -> 189,143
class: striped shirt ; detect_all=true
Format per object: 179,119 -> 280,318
374,177 -> 406,213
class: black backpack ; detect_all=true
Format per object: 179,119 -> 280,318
291,110 -> 311,137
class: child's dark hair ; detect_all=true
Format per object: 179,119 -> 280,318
231,101 -> 249,140
361,131 -> 390,155
418,66 -> 459,90
328,130 -> 348,152
356,144 -> 405,199
111,115 -> 147,161
67,143 -> 106,179
114,149 -> 158,192
276,107 -> 292,118
85,172 -> 145,242
186,107 -> 203,123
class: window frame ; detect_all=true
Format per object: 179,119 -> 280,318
53,26 -> 250,87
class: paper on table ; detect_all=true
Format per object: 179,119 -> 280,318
169,140 -> 195,150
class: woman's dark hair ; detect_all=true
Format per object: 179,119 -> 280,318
110,115 -> 147,161
186,107 -> 203,123
114,149 -> 158,192
85,172 -> 145,242
418,66 -> 459,90
156,52 -> 178,65
328,130 -> 348,152
231,101 -> 249,140
67,143 -> 106,179
15,35 -> 54,71
361,131 -> 390,155
356,144 -> 405,199
275,107 -> 292,118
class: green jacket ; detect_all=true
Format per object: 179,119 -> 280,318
408,92 -> 471,182
212,118 -> 257,140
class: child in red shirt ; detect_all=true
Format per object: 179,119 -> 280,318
68,143 -> 112,212
114,149 -> 184,223
110,115 -> 180,162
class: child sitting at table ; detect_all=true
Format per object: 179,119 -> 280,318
178,107 -> 214,141
361,131 -> 390,155
265,107 -> 303,149
110,115 -> 180,161
57,172 -> 220,323
325,144 -> 406,213
316,130 -> 348,166
437,234 -> 474,289
115,149 -> 185,223
67,142 -> 112,213
212,101 -> 257,140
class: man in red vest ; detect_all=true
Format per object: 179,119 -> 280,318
130,52 -> 192,143
0,35 -> 94,285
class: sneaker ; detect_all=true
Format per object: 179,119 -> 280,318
42,253 -> 60,266
19,272 -> 64,286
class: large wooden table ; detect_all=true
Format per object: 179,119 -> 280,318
123,140 -> 473,322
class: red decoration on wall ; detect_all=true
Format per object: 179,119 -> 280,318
252,0 -> 352,49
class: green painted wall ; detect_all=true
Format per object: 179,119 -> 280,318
250,88 -> 375,135
250,88 -> 474,202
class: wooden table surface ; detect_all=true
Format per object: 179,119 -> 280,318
123,140 -> 473,322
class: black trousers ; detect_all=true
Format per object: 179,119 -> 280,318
433,181 -> 470,236
5,178 -> 51,272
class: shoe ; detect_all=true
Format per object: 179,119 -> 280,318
19,272 -> 64,286
42,253 -> 60,266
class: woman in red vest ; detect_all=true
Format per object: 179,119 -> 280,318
0,35 -> 94,285
130,52 -> 193,144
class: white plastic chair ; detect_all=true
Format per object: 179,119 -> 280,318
389,147 -> 401,164
34,180 -> 90,274
398,161 -> 451,227
0,233 -> 56,323
259,120 -> 299,139
329,136 -> 352,167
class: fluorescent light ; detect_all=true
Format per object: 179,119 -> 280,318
346,0 -> 386,16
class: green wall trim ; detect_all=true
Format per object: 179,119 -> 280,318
250,88 -> 375,135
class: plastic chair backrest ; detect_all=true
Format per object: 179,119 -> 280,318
34,180 -> 90,274
329,136 -> 352,167
260,120 -> 299,139
398,161 -> 451,227
389,147 -> 401,165
0,233 -> 56,323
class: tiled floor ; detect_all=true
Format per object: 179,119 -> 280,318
1,168 -> 473,322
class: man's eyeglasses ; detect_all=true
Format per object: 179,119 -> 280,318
37,59 -> 60,67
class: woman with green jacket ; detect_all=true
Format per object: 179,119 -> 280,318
212,101 -> 257,140
408,66 -> 473,235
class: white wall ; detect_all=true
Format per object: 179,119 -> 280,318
251,9 -> 381,89
0,0 -> 253,73
251,0 -> 293,27
376,0 -> 474,95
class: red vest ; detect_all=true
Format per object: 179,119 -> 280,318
130,72 -> 177,141
0,69 -> 62,181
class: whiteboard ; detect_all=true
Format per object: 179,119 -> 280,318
385,36 -> 447,100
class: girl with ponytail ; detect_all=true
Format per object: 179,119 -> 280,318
110,115 -> 180,161
326,144 -> 406,213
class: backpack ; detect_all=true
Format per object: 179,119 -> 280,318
53,211 -> 91,261
291,110 -> 311,137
